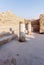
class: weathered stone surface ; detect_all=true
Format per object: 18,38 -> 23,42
0,32 -> 11,37
0,34 -> 16,45
0,11 -> 32,38
24,19 -> 31,34
40,14 -> 44,33
0,11 -> 24,36
31,19 -> 40,32
19,22 -> 25,42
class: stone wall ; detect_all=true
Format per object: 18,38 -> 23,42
0,11 -> 24,36
0,11 -> 32,36
40,14 -> 44,33
31,19 -> 40,32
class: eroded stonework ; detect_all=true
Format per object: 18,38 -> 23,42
40,14 -> 44,33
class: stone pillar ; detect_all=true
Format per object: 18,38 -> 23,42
28,22 -> 31,35
19,21 -> 25,42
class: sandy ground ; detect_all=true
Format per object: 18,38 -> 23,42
0,33 -> 44,65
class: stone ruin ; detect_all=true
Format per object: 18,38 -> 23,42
0,11 -> 44,43
40,14 -> 44,33
0,11 -> 32,42
31,19 -> 40,32
31,14 -> 44,33
19,20 -> 31,42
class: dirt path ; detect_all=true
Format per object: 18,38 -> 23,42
0,33 -> 44,65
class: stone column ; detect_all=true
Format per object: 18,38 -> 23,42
28,22 -> 31,35
19,21 -> 25,42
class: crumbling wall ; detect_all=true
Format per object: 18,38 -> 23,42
31,19 -> 40,32
40,14 -> 44,33
24,19 -> 31,35
0,11 -> 24,36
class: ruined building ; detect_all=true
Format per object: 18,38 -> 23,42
31,14 -> 44,33
0,11 -> 31,37
0,11 -> 44,36
31,19 -> 40,32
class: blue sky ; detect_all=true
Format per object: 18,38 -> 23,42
0,0 -> 44,19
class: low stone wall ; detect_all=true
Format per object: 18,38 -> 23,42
0,32 -> 11,37
0,34 -> 16,45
